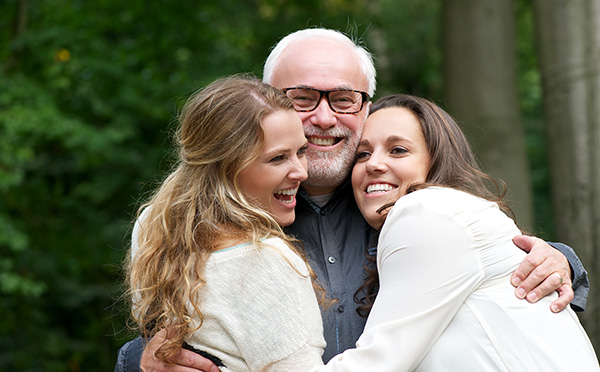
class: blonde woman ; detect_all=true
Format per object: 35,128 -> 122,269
126,76 -> 326,371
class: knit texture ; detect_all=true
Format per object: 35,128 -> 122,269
185,237 -> 325,371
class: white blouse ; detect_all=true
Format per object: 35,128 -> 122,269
314,187 -> 599,372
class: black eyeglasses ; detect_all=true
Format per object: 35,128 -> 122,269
283,87 -> 370,114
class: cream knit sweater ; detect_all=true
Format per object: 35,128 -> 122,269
184,237 -> 326,372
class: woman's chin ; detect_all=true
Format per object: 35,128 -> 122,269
365,213 -> 385,231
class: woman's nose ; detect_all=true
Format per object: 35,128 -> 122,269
289,156 -> 308,181
365,152 -> 387,173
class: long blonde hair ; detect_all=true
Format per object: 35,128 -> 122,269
126,75 -> 310,361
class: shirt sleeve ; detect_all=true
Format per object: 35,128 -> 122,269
113,337 -> 144,372
312,197 -> 485,372
548,241 -> 589,311
114,216 -> 145,372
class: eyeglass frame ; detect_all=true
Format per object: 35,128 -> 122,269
282,87 -> 371,114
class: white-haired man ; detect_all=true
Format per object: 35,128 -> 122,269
115,28 -> 588,372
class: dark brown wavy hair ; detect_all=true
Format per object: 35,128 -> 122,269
355,94 -> 514,318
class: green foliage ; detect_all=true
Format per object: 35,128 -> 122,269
365,0 -> 443,100
0,0 -> 551,370
0,0 -> 384,370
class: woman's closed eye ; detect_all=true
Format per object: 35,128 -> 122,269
355,150 -> 371,161
269,154 -> 285,163
298,145 -> 308,157
390,146 -> 408,155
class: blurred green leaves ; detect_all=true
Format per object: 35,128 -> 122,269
0,0 -> 550,370
0,1 -> 379,370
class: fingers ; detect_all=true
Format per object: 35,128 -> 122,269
516,269 -> 568,299
142,347 -> 219,372
175,348 -> 220,372
551,282 -> 575,313
513,262 -> 554,302
511,235 -> 573,312
510,245 -> 543,290
141,329 -> 219,372
510,235 -> 538,288
512,235 -> 535,253
141,329 -> 168,372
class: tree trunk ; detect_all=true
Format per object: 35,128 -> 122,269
533,0 -> 600,350
443,0 -> 534,228
3,0 -> 29,74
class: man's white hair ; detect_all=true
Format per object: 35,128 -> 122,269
262,28 -> 377,97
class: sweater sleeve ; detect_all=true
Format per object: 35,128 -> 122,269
189,240 -> 326,372
242,245 -> 325,371
258,261 -> 326,372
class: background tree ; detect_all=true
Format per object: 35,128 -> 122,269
533,0 -> 600,350
442,0 -> 534,228
0,1 -> 383,370
365,0 -> 442,99
0,0 -> 592,370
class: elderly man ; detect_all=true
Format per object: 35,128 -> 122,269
115,28 -> 588,372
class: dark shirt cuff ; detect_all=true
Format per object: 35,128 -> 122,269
548,241 -> 589,311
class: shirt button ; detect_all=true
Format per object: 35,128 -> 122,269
328,256 -> 336,264
320,209 -> 326,216
337,305 -> 345,313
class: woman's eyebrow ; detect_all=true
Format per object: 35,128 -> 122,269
357,139 -> 371,147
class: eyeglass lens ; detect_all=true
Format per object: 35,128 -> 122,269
285,88 -> 365,113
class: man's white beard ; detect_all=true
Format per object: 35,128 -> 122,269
303,136 -> 359,190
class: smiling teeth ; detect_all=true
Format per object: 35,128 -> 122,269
366,184 -> 395,194
275,188 -> 298,204
277,187 -> 298,195
309,137 -> 335,146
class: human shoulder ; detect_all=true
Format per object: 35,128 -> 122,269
208,237 -> 310,276
130,206 -> 152,259
381,187 -> 501,247
378,187 -> 488,268
191,237 -> 324,371
390,186 -> 495,219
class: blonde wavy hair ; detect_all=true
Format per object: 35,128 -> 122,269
126,75 -> 316,361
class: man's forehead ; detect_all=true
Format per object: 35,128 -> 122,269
292,83 -> 357,90
270,40 -> 369,91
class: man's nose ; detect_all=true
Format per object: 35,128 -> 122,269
309,98 -> 337,129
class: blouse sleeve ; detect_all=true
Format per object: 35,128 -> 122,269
312,194 -> 486,372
